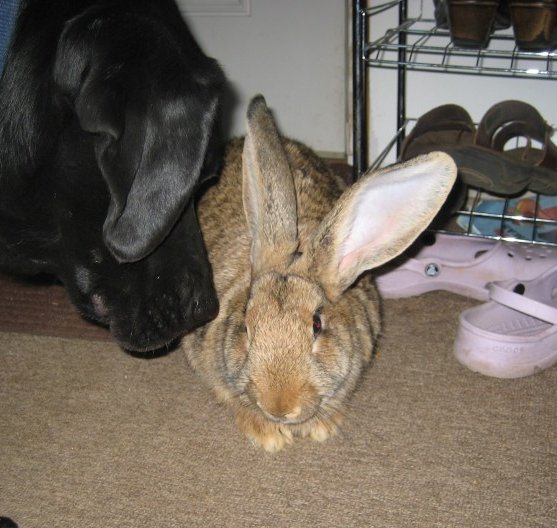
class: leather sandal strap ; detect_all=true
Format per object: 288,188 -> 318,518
477,100 -> 546,147
477,100 -> 557,171
401,104 -> 475,160
541,130 -> 557,171
489,282 -> 557,325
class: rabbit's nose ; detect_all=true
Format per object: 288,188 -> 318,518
249,380 -> 320,423
284,406 -> 302,420
256,398 -> 303,423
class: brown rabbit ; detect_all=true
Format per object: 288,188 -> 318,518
183,95 -> 457,452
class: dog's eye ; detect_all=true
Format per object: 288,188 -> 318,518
312,312 -> 322,337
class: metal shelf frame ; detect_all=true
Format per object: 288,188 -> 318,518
368,119 -> 557,248
352,0 -> 557,178
352,0 -> 557,247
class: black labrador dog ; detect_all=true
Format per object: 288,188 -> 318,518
0,0 -> 225,352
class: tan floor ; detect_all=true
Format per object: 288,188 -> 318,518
1,289 -> 555,528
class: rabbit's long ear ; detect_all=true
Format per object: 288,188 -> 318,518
242,96 -> 298,273
309,152 -> 457,301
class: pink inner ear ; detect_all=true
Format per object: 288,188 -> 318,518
326,153 -> 456,291
338,251 -> 359,275
338,231 -> 389,275
336,184 -> 405,275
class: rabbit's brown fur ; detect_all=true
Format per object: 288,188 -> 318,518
183,96 -> 456,452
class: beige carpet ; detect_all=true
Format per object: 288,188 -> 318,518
1,289 -> 555,528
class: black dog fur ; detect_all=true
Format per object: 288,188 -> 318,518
0,0 -> 225,351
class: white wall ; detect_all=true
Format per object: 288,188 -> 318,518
368,2 -> 557,165
179,1 -> 556,165
181,0 -> 347,157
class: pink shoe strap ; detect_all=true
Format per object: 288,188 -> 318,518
489,283 -> 557,325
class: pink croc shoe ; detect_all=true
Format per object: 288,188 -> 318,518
454,266 -> 557,378
376,233 -> 557,301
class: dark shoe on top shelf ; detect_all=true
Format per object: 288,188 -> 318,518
447,0 -> 501,48
509,0 -> 557,51
435,0 -> 511,33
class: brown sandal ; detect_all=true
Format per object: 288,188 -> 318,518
400,104 -> 471,224
401,100 -> 557,196
476,99 -> 557,193
401,104 -> 476,160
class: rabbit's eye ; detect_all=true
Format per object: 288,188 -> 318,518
312,313 -> 322,337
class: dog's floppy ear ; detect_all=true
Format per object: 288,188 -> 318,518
82,80 -> 220,264
53,11 -> 224,262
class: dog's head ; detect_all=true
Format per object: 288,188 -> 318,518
55,195 -> 220,353
0,1 -> 225,351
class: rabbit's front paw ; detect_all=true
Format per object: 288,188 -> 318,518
236,408 -> 293,453
309,421 -> 337,442
301,414 -> 343,443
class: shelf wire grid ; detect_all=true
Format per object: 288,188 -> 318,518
373,119 -> 557,248
358,1 -> 557,248
364,5 -> 557,79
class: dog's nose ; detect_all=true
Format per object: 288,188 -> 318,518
192,293 -> 219,323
